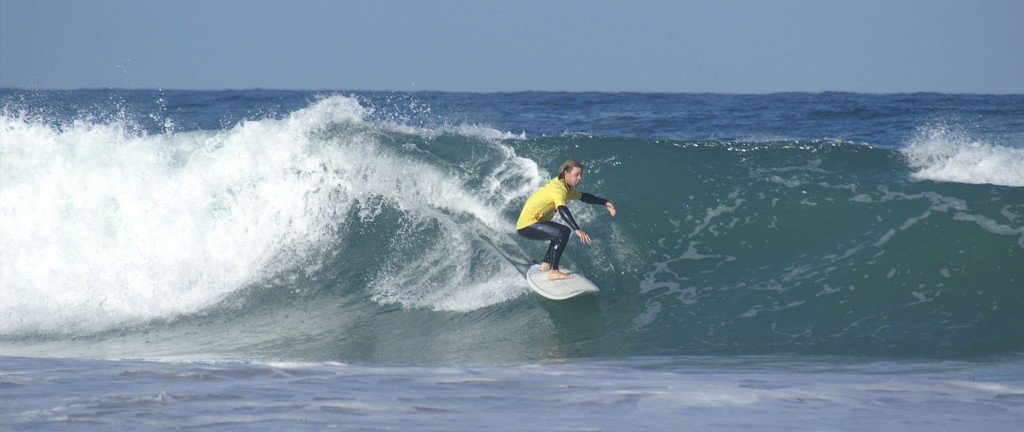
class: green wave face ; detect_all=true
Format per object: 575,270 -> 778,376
2,96 -> 1021,364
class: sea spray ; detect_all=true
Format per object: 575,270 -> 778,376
0,95 -> 538,335
903,124 -> 1024,187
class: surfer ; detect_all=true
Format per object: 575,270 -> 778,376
516,159 -> 616,280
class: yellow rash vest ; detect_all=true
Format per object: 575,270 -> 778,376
516,177 -> 583,230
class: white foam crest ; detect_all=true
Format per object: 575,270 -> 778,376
0,95 -> 541,334
0,100 -> 361,334
903,125 -> 1024,187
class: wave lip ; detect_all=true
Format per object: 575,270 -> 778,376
903,125 -> 1024,187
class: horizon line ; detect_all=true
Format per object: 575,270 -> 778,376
2,86 -> 1022,97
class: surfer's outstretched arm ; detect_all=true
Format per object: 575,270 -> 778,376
581,193 -> 617,216
580,193 -> 607,205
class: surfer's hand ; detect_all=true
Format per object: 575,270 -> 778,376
605,202 -> 616,217
576,229 -> 591,244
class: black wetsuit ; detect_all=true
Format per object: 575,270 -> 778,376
517,193 -> 608,270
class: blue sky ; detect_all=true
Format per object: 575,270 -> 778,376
2,0 -> 1022,93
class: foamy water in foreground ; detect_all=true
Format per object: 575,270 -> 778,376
3,355 -> 1023,431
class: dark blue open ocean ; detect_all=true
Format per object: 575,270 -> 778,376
2,89 -> 1022,430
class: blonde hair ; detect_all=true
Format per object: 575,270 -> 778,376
556,159 -> 584,180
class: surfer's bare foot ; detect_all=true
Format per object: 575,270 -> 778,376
540,262 -> 551,272
547,269 -> 573,280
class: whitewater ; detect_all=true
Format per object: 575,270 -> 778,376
1,90 -> 1022,430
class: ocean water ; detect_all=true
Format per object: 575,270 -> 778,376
1,89 -> 1022,430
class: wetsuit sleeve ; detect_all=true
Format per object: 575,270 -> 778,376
580,193 -> 608,205
557,205 -> 582,231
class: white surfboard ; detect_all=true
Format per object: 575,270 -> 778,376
525,264 -> 600,300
